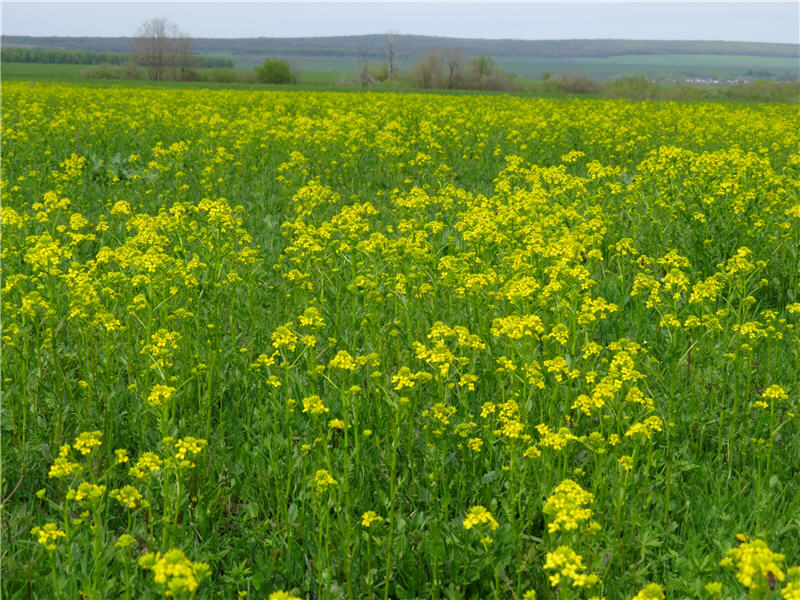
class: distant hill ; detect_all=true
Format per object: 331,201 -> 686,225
3,34 -> 798,61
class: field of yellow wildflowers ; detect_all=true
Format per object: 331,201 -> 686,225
2,82 -> 799,599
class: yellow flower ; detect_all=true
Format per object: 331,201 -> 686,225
536,424 -> 577,451
252,352 -> 277,368
625,416 -> 664,440
297,306 -> 325,329
147,384 -> 176,408
783,567 -> 800,600
73,430 -> 102,455
302,395 -> 329,416
115,533 -> 137,549
633,583 -> 665,600
110,200 -> 131,215
271,325 -> 298,351
704,581 -> 723,595
543,545 -> 600,589
459,373 -> 479,391
313,469 -> 337,494
48,455 -> 83,479
269,592 -> 302,600
69,482 -> 106,503
543,479 -> 594,533
762,385 -> 788,403
139,549 -> 210,597
491,314 -> 545,340
129,452 -> 162,479
31,523 -> 66,550
468,437 -> 483,452
329,350 -> 357,371
720,537 -> 785,591
361,511 -> 382,527
391,366 -> 417,390
111,485 -> 144,509
524,445 -> 541,458
172,436 -> 207,461
463,505 -> 498,531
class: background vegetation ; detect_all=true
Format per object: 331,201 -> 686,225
3,34 -> 798,59
0,47 -> 234,68
3,35 -> 798,83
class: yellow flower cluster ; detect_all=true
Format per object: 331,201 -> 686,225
361,511 -> 383,527
66,482 -> 106,503
543,479 -> 594,533
139,548 -> 211,597
463,505 -> 499,531
269,591 -> 302,600
30,523 -> 66,551
491,314 -> 545,340
720,536 -> 785,592
625,416 -> 665,440
329,349 -> 358,371
48,444 -> 83,479
73,430 -> 102,455
110,485 -> 144,509
129,452 -> 163,479
302,394 -> 329,416
632,583 -> 665,600
543,545 -> 600,589
147,384 -> 176,408
313,469 -> 337,494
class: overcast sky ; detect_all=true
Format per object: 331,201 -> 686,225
2,2 -> 798,43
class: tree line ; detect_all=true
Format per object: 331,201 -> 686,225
1,47 -> 234,68
3,34 -> 796,60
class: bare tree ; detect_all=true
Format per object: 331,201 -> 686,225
173,33 -> 197,80
133,18 -> 184,81
386,31 -> 398,81
441,48 -> 464,89
355,49 -> 374,87
410,49 -> 443,89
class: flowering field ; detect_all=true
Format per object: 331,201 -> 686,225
1,82 -> 799,599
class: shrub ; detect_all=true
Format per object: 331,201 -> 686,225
82,62 -> 143,80
549,74 -> 601,94
255,58 -> 294,84
409,50 -> 519,92
410,50 -> 444,89
723,79 -> 800,103
603,75 -> 659,100
368,62 -> 390,83
205,67 -> 242,84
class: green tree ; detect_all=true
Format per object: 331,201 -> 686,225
255,58 -> 294,84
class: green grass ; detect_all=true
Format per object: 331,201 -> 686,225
0,61 -> 354,92
0,62 -> 88,81
579,53 -> 799,68
499,54 -> 800,80
295,69 -> 351,86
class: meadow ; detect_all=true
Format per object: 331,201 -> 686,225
1,81 -> 799,599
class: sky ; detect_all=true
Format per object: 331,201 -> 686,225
2,1 -> 798,44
